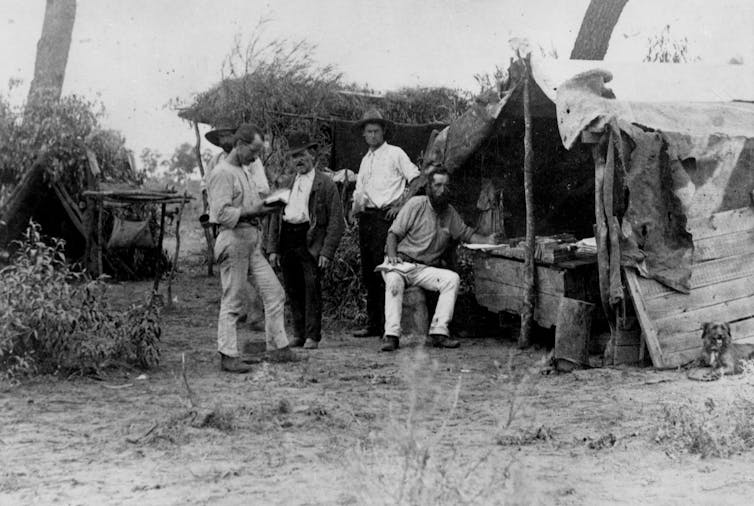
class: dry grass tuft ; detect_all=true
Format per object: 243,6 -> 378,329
655,396 -> 754,458
346,349 -> 545,505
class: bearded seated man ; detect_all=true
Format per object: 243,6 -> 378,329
380,167 -> 498,352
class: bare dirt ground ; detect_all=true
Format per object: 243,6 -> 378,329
3,231 -> 754,505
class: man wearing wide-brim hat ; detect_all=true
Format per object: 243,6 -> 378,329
206,123 -> 298,373
349,108 -> 424,339
204,123 -> 238,176
268,133 -> 345,350
204,122 -> 268,331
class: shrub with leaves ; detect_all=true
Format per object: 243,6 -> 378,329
321,225 -> 367,326
0,92 -> 137,207
0,222 -> 161,381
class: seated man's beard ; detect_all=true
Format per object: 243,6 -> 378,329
429,192 -> 450,211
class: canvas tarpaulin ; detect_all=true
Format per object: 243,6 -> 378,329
330,120 -> 445,172
424,90 -> 515,173
556,68 -> 754,294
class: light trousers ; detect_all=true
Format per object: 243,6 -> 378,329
382,263 -> 460,338
215,226 -> 288,356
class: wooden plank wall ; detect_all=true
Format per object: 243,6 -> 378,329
626,207 -> 754,368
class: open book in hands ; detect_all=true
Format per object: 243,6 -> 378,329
374,259 -> 417,275
263,188 -> 291,207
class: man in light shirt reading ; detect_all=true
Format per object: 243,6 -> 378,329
349,109 -> 424,339
207,123 -> 296,373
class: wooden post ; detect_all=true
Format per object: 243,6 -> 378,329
553,298 -> 595,368
518,58 -> 536,349
194,121 -> 215,276
84,146 -> 102,276
591,139 -> 611,316
153,202 -> 167,294
96,198 -> 104,277
166,195 -> 187,309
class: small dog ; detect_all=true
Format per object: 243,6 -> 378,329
692,322 -> 754,380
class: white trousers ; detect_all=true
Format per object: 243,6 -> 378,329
215,226 -> 288,356
382,264 -> 460,338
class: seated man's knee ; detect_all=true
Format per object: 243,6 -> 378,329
443,271 -> 461,290
384,273 -> 405,297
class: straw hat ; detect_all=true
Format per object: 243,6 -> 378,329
354,108 -> 393,131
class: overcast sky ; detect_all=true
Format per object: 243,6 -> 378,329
1,0 -> 752,162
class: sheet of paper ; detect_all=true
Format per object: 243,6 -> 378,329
462,243 -> 509,251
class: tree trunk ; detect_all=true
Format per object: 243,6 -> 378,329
27,0 -> 77,104
570,0 -> 628,60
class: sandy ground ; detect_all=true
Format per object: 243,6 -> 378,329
3,233 -> 754,505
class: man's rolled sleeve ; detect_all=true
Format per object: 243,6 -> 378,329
449,207 -> 474,243
208,170 -> 241,229
388,198 -> 417,239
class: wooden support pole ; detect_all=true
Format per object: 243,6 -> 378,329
193,121 -> 215,276
51,183 -> 86,238
166,194 -> 187,309
518,59 -> 536,349
96,198 -> 104,277
592,139 -> 611,317
83,196 -> 94,273
153,202 -> 167,294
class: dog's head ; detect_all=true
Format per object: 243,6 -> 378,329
701,322 -> 732,352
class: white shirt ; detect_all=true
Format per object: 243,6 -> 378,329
283,169 -> 315,224
243,158 -> 270,196
354,142 -> 420,210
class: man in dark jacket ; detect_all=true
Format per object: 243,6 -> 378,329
269,134 -> 345,349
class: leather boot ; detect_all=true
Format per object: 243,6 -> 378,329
220,353 -> 252,373
303,338 -> 319,349
381,335 -> 400,352
427,334 -> 460,349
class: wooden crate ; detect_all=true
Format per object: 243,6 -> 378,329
473,253 -> 599,328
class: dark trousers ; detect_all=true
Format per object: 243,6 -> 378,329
280,222 -> 322,342
358,209 -> 392,333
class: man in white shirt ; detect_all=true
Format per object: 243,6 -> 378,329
268,133 -> 345,350
349,109 -> 424,338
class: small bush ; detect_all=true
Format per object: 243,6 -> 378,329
349,349 -> 525,505
655,397 -> 754,458
0,222 -> 161,381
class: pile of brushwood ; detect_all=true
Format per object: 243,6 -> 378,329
0,222 -> 161,382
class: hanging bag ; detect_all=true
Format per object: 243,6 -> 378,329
107,217 -> 155,249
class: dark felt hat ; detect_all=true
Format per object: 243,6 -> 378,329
205,123 -> 238,147
285,132 -> 318,156
354,108 -> 393,131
